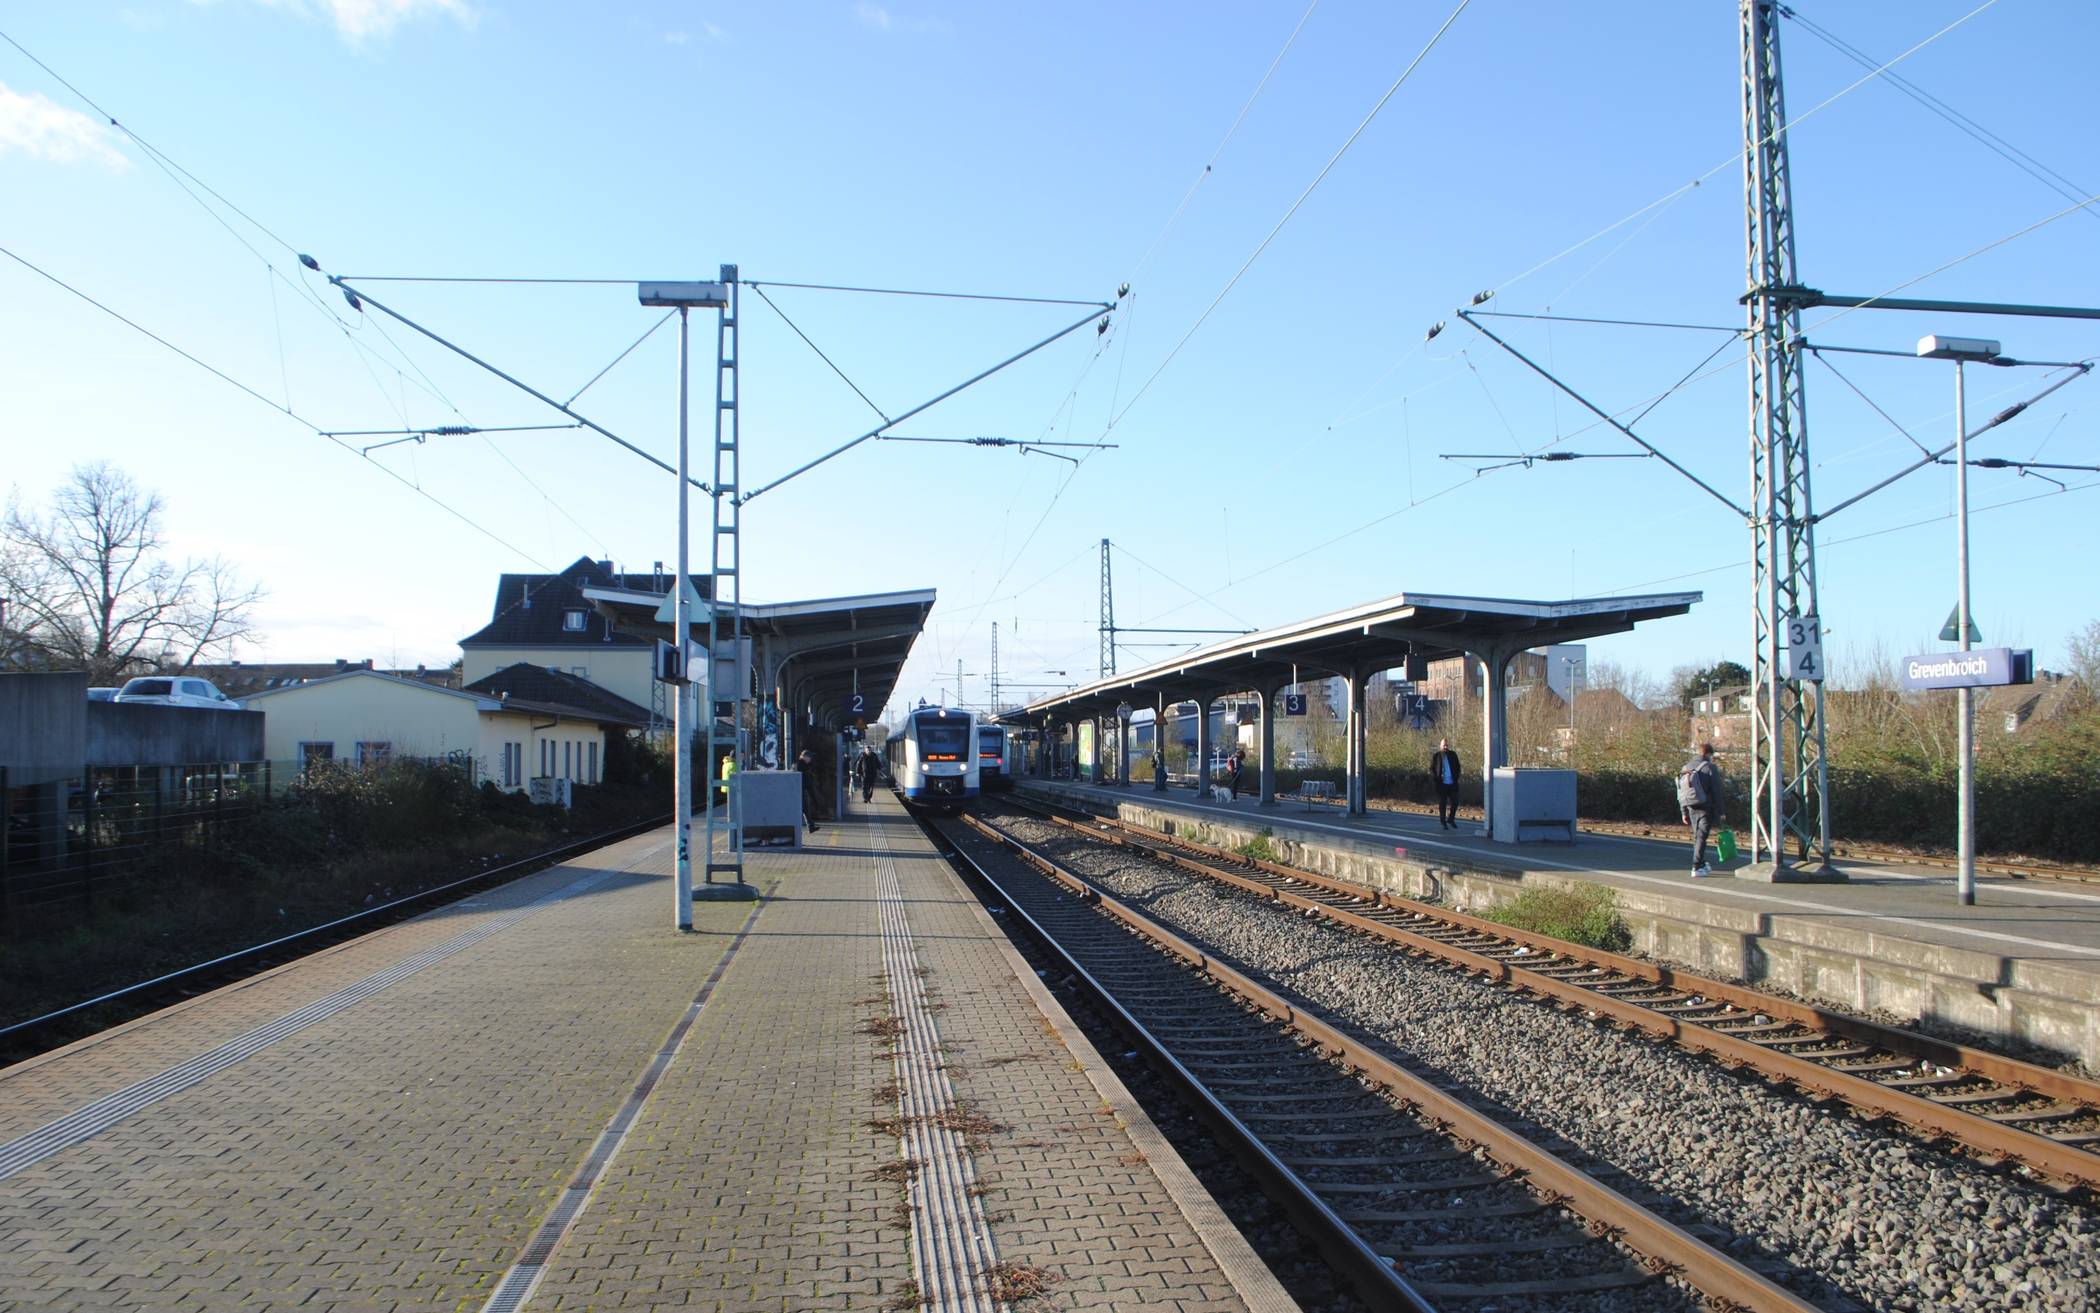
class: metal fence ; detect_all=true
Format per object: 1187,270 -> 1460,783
1,755 -> 481,919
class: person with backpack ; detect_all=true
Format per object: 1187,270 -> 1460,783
1677,742 -> 1723,876
858,746 -> 882,803
1226,749 -> 1246,801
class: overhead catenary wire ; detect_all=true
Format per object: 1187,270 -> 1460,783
1483,0 -> 2005,301
0,242 -> 552,567
1108,0 -> 1475,433
1780,4 -> 2099,225
748,283 -> 891,424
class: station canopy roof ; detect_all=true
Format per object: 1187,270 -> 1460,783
581,584 -> 936,732
1005,590 -> 1701,723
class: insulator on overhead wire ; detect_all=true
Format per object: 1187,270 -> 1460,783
342,287 -> 363,312
298,253 -> 319,271
1471,289 -> 1495,306
1425,321 -> 1445,341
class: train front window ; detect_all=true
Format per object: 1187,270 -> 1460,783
916,717 -> 969,760
978,729 -> 1002,757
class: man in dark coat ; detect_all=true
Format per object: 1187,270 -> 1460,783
795,748 -> 821,834
1430,738 -> 1462,830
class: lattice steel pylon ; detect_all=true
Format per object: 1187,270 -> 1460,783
1742,0 -> 1831,873
1099,537 -> 1115,678
990,620 -> 1000,713
703,265 -> 746,887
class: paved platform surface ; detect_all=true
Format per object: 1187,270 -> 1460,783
1023,778 -> 2100,983
0,795 -> 1295,1313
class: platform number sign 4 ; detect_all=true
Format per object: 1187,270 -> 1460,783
1786,613 -> 1825,683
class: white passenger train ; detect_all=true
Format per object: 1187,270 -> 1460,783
885,704 -> 979,810
977,723 -> 1011,791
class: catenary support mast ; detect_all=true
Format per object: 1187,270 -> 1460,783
704,266 -> 746,888
1742,0 -> 1832,875
1099,537 -> 1116,678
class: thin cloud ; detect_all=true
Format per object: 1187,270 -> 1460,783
663,29 -> 692,45
854,3 -> 948,35
234,0 -> 478,43
0,80 -> 130,170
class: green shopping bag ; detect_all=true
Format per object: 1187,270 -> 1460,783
1715,828 -> 1738,864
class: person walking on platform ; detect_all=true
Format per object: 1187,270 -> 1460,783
1678,742 -> 1723,877
795,748 -> 821,834
858,746 -> 881,803
1430,739 -> 1462,829
1226,749 -> 1245,801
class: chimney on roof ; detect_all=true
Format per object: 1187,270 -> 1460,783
363,659 -> 374,669
597,559 -> 614,577
416,663 -> 427,677
653,560 -> 664,592
521,583 -> 531,609
335,658 -> 348,671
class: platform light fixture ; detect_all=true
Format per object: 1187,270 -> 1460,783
640,279 -> 732,929
1915,333 -> 2002,907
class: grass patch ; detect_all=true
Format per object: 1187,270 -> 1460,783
982,1260 -> 1061,1304
1477,884 -> 1630,951
1235,828 -> 1280,863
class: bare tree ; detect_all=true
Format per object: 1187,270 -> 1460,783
0,463 -> 263,682
2068,620 -> 2100,705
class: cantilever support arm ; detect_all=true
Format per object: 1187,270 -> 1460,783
739,305 -> 1112,503
1812,363 -> 2093,523
330,276 -> 711,494
1456,309 -> 1749,519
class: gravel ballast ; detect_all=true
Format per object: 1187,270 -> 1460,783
992,808 -> 2099,1313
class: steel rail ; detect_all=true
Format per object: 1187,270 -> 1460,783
0,813 -> 672,1058
952,809 -> 1822,1313
1011,795 -> 2100,1190
916,813 -> 1435,1312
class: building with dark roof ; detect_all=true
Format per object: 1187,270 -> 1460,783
459,556 -> 707,727
462,663 -> 652,730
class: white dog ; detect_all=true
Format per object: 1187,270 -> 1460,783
1208,785 -> 1235,803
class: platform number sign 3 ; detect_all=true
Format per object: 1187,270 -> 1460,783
1786,613 -> 1825,683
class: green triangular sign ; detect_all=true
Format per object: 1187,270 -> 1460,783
653,576 -> 706,624
1938,606 -> 1982,644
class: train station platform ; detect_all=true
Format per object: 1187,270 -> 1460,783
1017,778 -> 2100,1072
0,796 -> 1296,1313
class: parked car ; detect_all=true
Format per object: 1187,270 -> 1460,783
1287,750 -> 1311,769
86,687 -> 120,702
113,676 -> 242,710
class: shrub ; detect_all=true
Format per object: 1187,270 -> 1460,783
1477,884 -> 1630,951
1236,829 -> 1280,863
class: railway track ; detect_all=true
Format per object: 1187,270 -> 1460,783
1005,792 -> 2100,1192
926,806 -> 1826,1312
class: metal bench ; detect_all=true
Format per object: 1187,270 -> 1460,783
1298,779 -> 1338,811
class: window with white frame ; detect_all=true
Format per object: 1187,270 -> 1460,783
563,609 -> 587,632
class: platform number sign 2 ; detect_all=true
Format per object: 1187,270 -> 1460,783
1786,613 -> 1825,683
847,692 -> 866,718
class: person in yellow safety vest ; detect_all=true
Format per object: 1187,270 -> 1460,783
718,753 -> 737,803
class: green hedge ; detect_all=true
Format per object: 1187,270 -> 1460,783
1267,754 -> 2096,863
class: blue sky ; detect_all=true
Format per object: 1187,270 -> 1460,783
3,0 -> 2095,721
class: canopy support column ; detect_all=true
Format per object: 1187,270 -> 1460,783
1476,649 -> 1514,839
1154,691 -> 1170,792
1257,683 -> 1280,806
1346,666 -> 1370,817
1193,696 -> 1213,798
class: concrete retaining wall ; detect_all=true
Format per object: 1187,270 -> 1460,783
1017,780 -> 2100,1069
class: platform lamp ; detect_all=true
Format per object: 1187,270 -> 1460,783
640,280 -> 730,930
1916,333 -> 2002,907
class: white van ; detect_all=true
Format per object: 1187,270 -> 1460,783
114,676 -> 242,710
